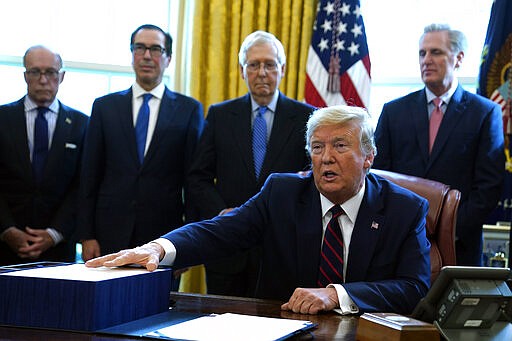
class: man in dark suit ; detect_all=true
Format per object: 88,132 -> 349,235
86,105 -> 431,316
374,24 -> 504,266
187,31 -> 314,296
77,24 -> 204,264
0,45 -> 88,265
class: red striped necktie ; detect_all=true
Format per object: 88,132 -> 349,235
317,205 -> 345,287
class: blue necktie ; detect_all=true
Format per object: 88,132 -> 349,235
252,106 -> 267,179
135,93 -> 152,164
32,107 -> 49,184
318,205 -> 345,287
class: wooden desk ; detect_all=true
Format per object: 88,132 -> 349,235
0,292 -> 359,340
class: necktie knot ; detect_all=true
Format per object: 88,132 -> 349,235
37,107 -> 49,117
258,106 -> 267,117
329,205 -> 344,219
142,93 -> 152,104
432,97 -> 442,110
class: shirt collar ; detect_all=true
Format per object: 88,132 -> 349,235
132,82 -> 165,100
319,180 -> 365,224
24,96 -> 59,114
425,78 -> 458,105
250,90 -> 279,113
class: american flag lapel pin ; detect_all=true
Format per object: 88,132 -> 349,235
371,221 -> 379,230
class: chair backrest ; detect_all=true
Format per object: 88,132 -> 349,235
371,169 -> 461,283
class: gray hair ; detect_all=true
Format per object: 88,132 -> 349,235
238,31 -> 286,66
422,23 -> 467,54
305,105 -> 376,157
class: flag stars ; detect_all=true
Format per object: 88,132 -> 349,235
351,23 -> 363,38
340,2 -> 351,16
324,1 -> 335,16
334,40 -> 345,51
337,21 -> 348,35
353,5 -> 361,18
318,38 -> 329,52
321,19 -> 333,33
348,41 -> 360,56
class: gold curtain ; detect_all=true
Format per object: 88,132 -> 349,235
179,0 -> 317,294
190,0 -> 317,112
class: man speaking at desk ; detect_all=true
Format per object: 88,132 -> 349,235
86,105 -> 431,315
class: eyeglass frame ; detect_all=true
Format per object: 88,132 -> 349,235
131,43 -> 167,57
25,68 -> 62,80
243,61 -> 280,73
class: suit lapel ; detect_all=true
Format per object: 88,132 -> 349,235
115,89 -> 139,166
229,94 -> 254,177
345,175 -> 386,282
296,176 -> 324,286
143,88 -> 178,166
412,89 -> 430,166
261,94 -> 297,178
427,85 -> 466,168
10,100 -> 32,180
44,105 -> 73,179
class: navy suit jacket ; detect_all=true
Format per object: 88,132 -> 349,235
0,97 -> 88,263
186,92 -> 314,286
374,85 -> 504,265
78,87 -> 204,254
188,92 -> 315,220
164,172 -> 431,315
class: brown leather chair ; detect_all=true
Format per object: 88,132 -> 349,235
371,169 -> 461,283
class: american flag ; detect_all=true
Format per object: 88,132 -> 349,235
477,0 -> 512,227
305,0 -> 371,108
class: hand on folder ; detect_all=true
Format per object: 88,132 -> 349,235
85,242 -> 164,271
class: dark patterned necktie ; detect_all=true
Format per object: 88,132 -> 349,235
32,107 -> 49,183
318,205 -> 345,287
135,93 -> 152,164
252,106 -> 267,179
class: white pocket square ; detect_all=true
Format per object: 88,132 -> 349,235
65,143 -> 77,149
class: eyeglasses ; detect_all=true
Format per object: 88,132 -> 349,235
25,68 -> 61,80
244,61 -> 279,72
131,44 -> 166,57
